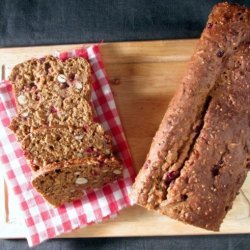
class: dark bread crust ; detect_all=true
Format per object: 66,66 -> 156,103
132,2 -> 250,231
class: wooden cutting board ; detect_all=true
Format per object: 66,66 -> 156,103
0,40 -> 249,238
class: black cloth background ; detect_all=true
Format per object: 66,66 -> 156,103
0,0 -> 249,47
1,0 -> 250,249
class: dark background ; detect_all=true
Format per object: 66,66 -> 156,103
0,0 -> 249,47
1,0 -> 250,249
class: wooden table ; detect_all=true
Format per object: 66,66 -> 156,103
0,40 -> 249,238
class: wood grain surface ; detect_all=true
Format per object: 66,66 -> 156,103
0,40 -> 249,238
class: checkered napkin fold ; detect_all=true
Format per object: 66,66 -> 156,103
0,45 -> 135,246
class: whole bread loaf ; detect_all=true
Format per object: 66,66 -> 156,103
132,2 -> 250,231
9,55 -> 123,206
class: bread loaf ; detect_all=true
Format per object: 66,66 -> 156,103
132,2 -> 250,231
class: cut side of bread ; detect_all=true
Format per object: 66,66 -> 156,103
9,98 -> 93,141
9,56 -> 93,140
32,156 -> 122,207
131,2 -> 250,231
10,56 -> 91,104
21,124 -> 113,170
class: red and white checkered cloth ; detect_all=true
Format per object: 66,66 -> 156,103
0,45 -> 135,247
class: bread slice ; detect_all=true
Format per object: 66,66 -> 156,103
32,156 -> 122,206
9,98 -> 93,141
21,124 -> 113,171
9,56 -> 93,140
131,2 -> 250,231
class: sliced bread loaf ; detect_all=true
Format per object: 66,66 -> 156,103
9,55 -> 123,206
